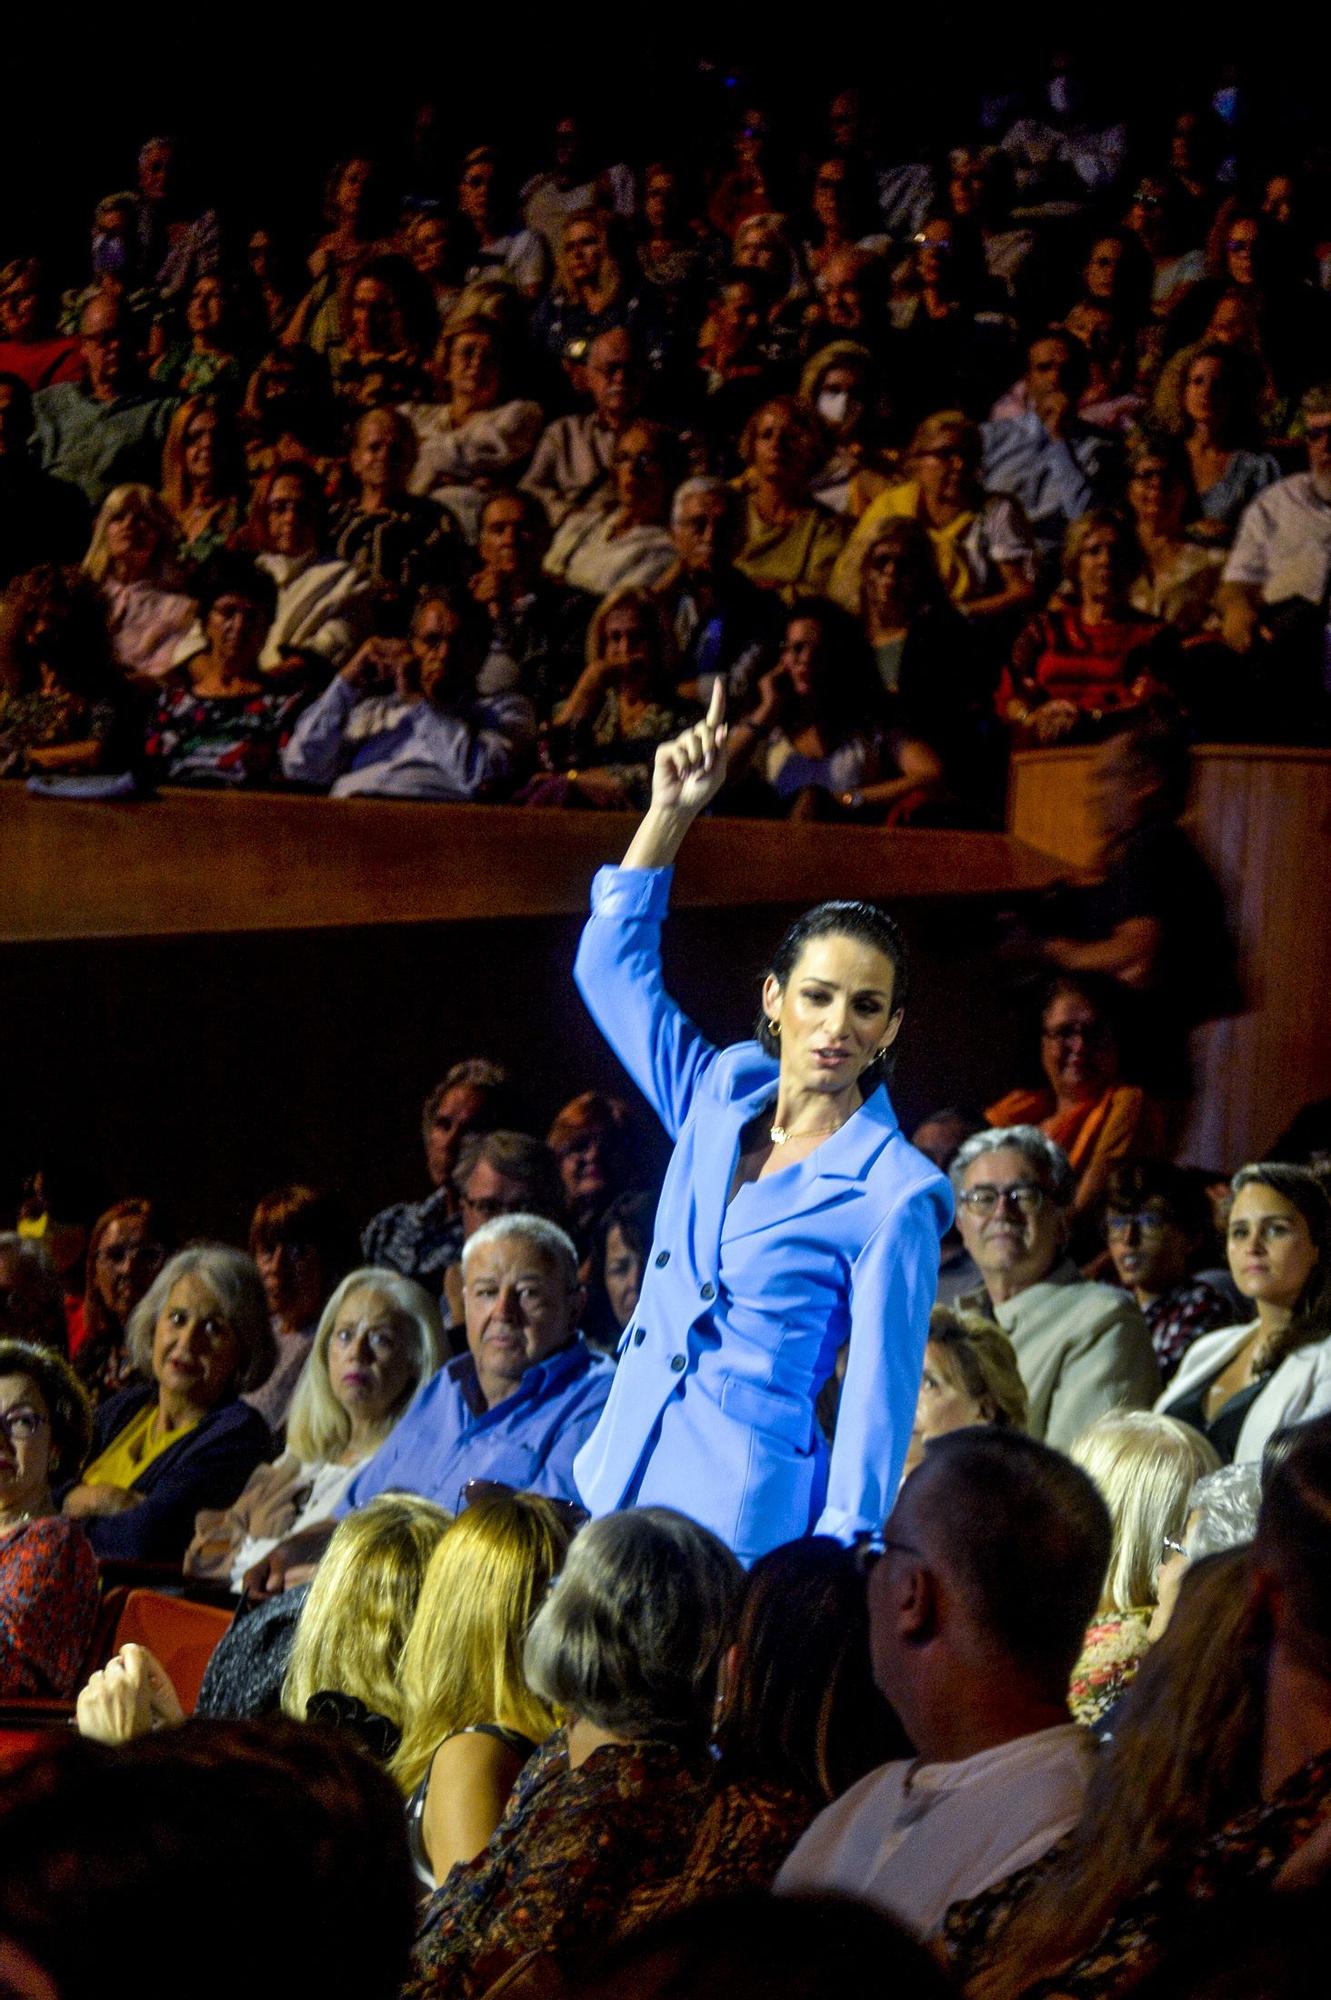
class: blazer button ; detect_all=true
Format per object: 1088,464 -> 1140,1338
655,1250 -> 670,1267
700,1282 -> 715,1301
670,1354 -> 686,1373
633,1327 -> 646,1346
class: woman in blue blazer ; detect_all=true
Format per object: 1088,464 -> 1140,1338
573,686 -> 952,1561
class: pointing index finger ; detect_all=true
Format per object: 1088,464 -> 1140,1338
706,678 -> 726,730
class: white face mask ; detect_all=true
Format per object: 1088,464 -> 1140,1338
817,388 -> 858,431
1047,76 -> 1073,117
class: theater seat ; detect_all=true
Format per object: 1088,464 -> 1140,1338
111,1591 -> 234,1715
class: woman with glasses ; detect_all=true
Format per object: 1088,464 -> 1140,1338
986,975 -> 1166,1237
1101,1162 -> 1235,1380
0,1338 -> 97,1697
1157,1163 -> 1331,1462
68,1199 -> 167,1404
542,420 -> 679,599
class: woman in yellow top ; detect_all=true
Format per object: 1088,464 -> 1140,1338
62,1246 -> 275,1564
731,397 -> 848,603
829,409 -> 1035,626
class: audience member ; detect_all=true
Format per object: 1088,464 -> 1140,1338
522,326 -> 645,526
187,1266 -> 441,1591
1124,428 -> 1223,638
732,397 -> 847,600
1102,1161 -> 1235,1379
361,1059 -> 518,1291
0,1236 -> 67,1353
902,1305 -> 1029,1479
1158,1162 -> 1331,1461
951,1126 -> 1159,1449
776,1429 -> 1110,1935
543,419 -> 680,598
0,561 -> 135,778
540,586 -> 690,809
0,257 -> 82,390
159,392 -> 246,564
329,405 -> 461,594
406,1506 -> 743,1997
1165,341 -> 1280,542
244,1183 -> 360,1431
404,311 -> 543,540
980,329 -> 1115,553
1149,1460 -> 1262,1637
83,482 -> 195,680
243,459 -> 372,677
68,1197 -> 166,1401
32,294 -> 176,507
0,1339 -> 96,1697
1067,1409 -> 1220,1725
585,1188 -> 658,1354
60,1243 -> 273,1561
652,477 -> 778,704
393,1490 -> 574,1885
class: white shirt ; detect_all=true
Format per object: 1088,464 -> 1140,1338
1222,472 -> 1331,610
775,1725 -> 1093,1938
1158,1318 -> 1331,1461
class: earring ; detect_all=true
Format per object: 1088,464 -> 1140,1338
769,1020 -> 780,1038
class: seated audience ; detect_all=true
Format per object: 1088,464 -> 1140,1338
187,1266 -> 442,1591
469,488 -> 585,704
68,1197 -> 167,1401
146,551 -> 306,784
1103,1162 -> 1236,1379
457,144 -> 549,301
902,1304 -> 1029,1479
522,326 -> 645,527
1149,1459 -> 1262,1637
585,1188 -> 658,1354
60,1243 -> 274,1561
546,1091 -> 638,1251
1166,342 -> 1280,544
282,580 -> 532,799
0,1338 -> 97,1697
1067,1409 -> 1220,1726
406,1506 -> 744,1997
393,1490 -> 574,1885
799,339 -> 892,515
0,561 -> 135,778
243,459 -> 372,677
888,214 -> 1015,426
1158,1162 -> 1331,1461
722,598 -> 922,819
0,372 -> 89,585
327,255 -> 433,412
439,1130 -> 571,1328
651,476 -> 777,705
980,329 -> 1115,553
539,586 -> 690,810
951,1126 -> 1159,1450
83,482 -> 196,680
986,975 -> 1167,1231
159,392 -> 246,565
0,1721 -> 419,2000
404,311 -> 543,541
0,1234 -> 67,1351
32,293 -> 176,508
775,1429 -> 1110,1936
831,408 -> 1036,628
732,397 -> 848,601
0,256 -> 82,390
624,1536 -> 908,1934
245,1183 -> 359,1430
361,1059 -> 519,1291
329,405 -> 461,595
1124,428 -> 1223,637
952,1418 -> 1331,1997
543,419 -> 679,599
246,1214 -> 610,1591
997,510 -> 1175,742
149,272 -> 245,402
531,207 -> 665,377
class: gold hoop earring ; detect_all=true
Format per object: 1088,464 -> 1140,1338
769,1020 -> 780,1039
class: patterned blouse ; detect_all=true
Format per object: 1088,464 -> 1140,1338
405,1730 -> 714,1999
0,689 -> 122,777
146,679 -> 306,785
943,1750 -> 1331,1998
620,1775 -> 817,1935
1068,1612 -> 1153,1730
0,1516 -> 99,1699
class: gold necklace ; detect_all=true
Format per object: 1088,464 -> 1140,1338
769,1115 -> 847,1147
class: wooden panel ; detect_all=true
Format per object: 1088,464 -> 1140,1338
0,786 -> 1061,943
1006,746 -> 1331,1168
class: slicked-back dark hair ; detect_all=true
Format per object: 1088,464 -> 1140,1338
908,1428 -> 1111,1695
756,900 -> 908,1092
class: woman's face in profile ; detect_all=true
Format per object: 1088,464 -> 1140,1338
904,1340 -> 991,1475
602,1224 -> 642,1330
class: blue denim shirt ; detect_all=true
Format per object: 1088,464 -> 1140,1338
336,1339 -> 613,1516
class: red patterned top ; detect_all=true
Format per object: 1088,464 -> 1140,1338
0,1516 -> 99,1698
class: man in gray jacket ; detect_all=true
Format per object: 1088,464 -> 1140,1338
952,1125 -> 1159,1449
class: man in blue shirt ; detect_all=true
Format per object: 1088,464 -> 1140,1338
981,329 -> 1114,553
243,1213 -> 612,1595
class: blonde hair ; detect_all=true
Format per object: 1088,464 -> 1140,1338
84,483 -> 184,587
1071,1410 -> 1221,1615
391,1493 -> 574,1795
926,1306 -> 1029,1432
969,1548 -> 1261,2000
285,1268 -> 442,1465
281,1494 -> 450,1727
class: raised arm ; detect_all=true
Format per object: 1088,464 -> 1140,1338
574,685 -> 732,1140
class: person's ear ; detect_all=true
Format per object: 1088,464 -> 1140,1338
879,1008 -> 905,1057
897,1561 -> 939,1647
761,972 -> 783,1031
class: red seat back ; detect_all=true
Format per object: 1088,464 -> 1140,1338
111,1591 -> 233,1715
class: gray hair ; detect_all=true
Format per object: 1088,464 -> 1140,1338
523,1507 -> 744,1743
950,1125 -> 1077,1209
460,1212 -> 580,1288
286,1267 -> 442,1463
1184,1462 -> 1263,1560
671,476 -> 741,531
125,1245 -> 275,1394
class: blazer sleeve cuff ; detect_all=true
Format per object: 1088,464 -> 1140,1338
812,1504 -> 873,1547
588,864 -> 674,919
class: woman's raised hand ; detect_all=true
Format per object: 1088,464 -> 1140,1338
650,680 -> 729,816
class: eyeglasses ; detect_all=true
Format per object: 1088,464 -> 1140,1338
1161,1534 -> 1188,1562
1106,1212 -> 1169,1239
1042,1021 -> 1107,1047
96,1242 -> 161,1268
958,1182 -> 1046,1217
460,1477 -> 588,1530
0,1408 -> 47,1444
